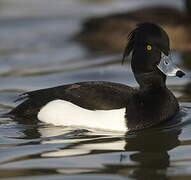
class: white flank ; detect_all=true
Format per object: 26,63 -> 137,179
37,100 -> 127,132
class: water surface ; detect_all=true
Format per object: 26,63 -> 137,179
0,0 -> 191,180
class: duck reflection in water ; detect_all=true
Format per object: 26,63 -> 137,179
104,128 -> 181,180
36,123 -> 181,180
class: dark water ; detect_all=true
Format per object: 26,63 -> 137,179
0,0 -> 191,180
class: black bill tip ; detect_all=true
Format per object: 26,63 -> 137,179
176,70 -> 185,78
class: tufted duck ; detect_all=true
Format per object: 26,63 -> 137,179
8,23 -> 185,132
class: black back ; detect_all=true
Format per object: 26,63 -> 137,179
9,81 -> 134,120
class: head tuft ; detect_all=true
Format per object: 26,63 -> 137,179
122,23 -> 170,64
122,27 -> 138,64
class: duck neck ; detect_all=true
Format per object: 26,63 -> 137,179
131,48 -> 167,91
134,72 -> 167,91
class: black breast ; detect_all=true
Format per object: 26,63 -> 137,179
126,87 -> 179,131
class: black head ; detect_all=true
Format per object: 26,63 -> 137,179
122,23 -> 185,87
123,23 -> 169,72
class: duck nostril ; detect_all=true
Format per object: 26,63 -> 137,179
176,70 -> 185,78
164,61 -> 169,65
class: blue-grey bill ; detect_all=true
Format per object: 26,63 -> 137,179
157,52 -> 185,77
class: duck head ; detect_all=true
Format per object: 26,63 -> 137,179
122,23 -> 185,88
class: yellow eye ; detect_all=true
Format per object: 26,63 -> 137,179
146,45 -> 152,51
